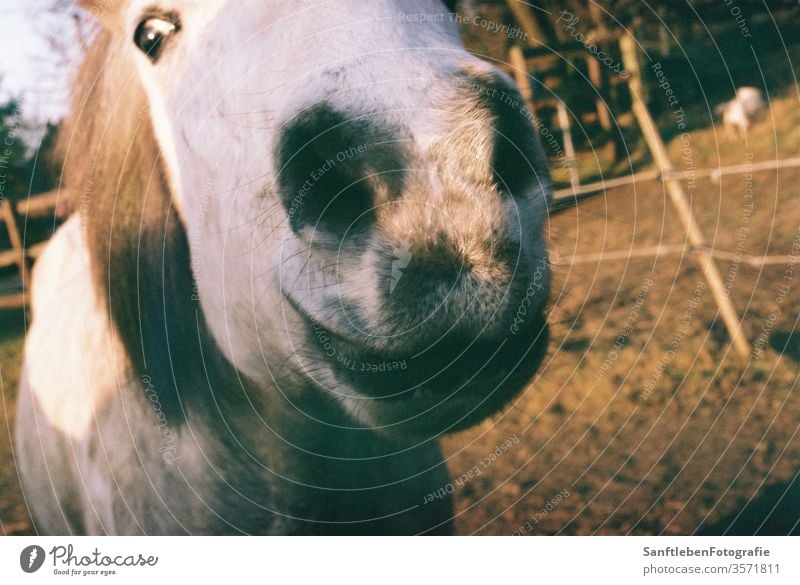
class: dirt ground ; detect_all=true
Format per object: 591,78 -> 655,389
442,94 -> 800,535
443,184 -> 800,534
1,91 -> 799,536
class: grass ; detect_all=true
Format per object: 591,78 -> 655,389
0,308 -> 29,535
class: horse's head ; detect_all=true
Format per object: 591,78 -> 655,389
79,0 -> 551,438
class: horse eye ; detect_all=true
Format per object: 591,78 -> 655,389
134,16 -> 180,62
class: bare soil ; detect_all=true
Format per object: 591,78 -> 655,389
442,94 -> 800,535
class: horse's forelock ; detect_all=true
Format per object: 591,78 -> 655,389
76,0 -> 126,28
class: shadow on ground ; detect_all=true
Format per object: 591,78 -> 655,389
699,477 -> 800,535
770,330 -> 800,363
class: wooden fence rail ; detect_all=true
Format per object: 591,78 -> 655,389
0,190 -> 69,309
550,158 -> 800,205
554,245 -> 797,268
504,9 -> 782,360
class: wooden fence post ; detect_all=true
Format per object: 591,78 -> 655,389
1,198 -> 31,291
508,45 -> 536,118
619,32 -> 752,360
586,53 -> 613,132
505,0 -> 550,46
621,27 -> 649,108
556,101 -> 581,193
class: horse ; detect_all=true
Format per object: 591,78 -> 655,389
16,0 -> 552,535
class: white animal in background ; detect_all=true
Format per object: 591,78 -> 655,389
715,87 -> 767,137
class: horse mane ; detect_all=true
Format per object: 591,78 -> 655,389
58,28 -> 220,422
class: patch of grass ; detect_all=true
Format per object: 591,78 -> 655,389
0,308 -> 29,535
0,308 -> 25,389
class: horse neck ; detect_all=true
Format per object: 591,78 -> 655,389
186,327 -> 414,448
203,374 -> 450,533
245,377 -> 439,484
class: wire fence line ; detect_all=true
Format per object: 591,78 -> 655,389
551,157 -> 800,203
550,156 -> 800,270
553,244 -> 797,267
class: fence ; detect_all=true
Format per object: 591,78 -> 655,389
505,14 -> 796,359
0,190 -> 68,309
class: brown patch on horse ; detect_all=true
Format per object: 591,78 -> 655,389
58,30 -> 234,422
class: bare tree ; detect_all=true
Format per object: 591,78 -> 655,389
39,0 -> 94,69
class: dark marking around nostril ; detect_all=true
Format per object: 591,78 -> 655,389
490,95 -> 549,197
454,71 -> 549,198
276,104 -> 406,236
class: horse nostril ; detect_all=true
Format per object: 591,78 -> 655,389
384,235 -> 516,313
388,240 -> 468,298
276,104 -> 404,237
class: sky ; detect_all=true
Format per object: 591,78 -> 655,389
0,1 -> 74,129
